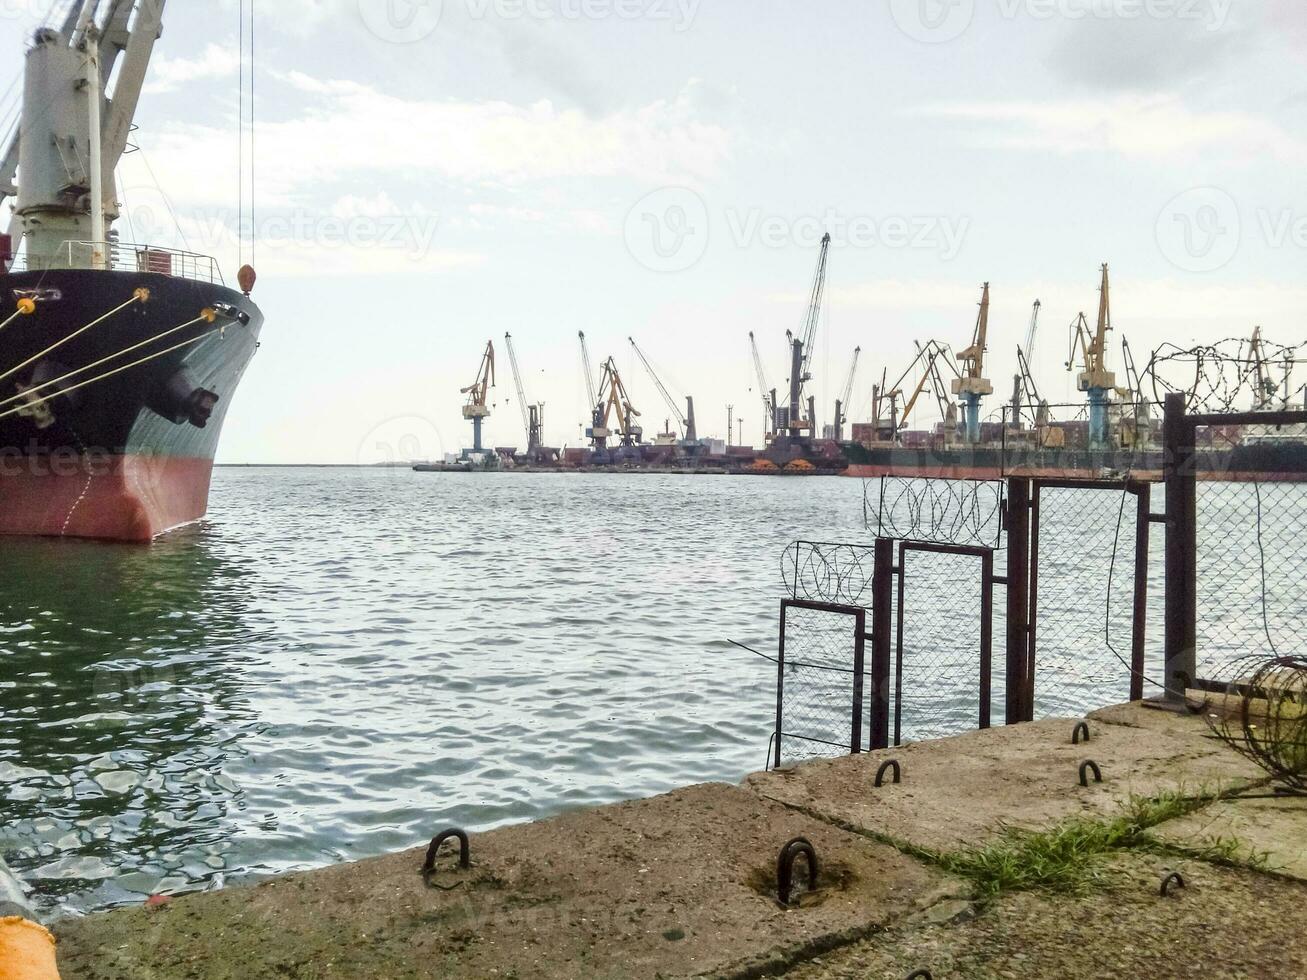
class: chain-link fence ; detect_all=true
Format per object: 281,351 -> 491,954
764,404 -> 1304,764
773,600 -> 866,767
1029,482 -> 1162,716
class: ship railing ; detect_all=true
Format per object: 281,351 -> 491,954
4,241 -> 225,285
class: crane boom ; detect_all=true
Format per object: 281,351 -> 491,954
504,332 -> 534,448
578,331 -> 597,410
1024,299 -> 1042,362
749,332 -> 774,433
838,347 -> 860,409
629,337 -> 690,438
797,232 -> 832,382
787,233 -> 832,435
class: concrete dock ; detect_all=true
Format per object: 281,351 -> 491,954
51,705 -> 1307,979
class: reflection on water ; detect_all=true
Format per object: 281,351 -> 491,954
3,469 -> 848,917
0,530 -> 269,913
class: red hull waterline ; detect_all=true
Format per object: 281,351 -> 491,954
0,454 -> 213,543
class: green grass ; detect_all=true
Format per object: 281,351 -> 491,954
928,790 -> 1215,898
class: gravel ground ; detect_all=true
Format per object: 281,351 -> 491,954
779,854 -> 1307,980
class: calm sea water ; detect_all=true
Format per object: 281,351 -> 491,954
1,469 -> 1299,916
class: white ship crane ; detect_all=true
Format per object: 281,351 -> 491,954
1,0 -> 169,273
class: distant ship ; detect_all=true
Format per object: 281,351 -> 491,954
0,1 -> 262,542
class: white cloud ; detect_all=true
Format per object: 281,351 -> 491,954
132,73 -> 732,210
144,44 -> 241,94
914,96 -> 1306,164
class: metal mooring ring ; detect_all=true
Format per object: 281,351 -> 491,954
421,828 -> 471,885
1160,871 -> 1186,897
776,837 -> 819,907
1078,760 -> 1103,787
875,759 -> 903,787
1072,721 -> 1090,745
905,971 -> 934,980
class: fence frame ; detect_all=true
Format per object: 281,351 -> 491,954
774,598 -> 870,768
1162,393 -> 1307,700
1008,476 -> 1153,721
892,540 -> 995,744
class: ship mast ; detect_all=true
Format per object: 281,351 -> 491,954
2,0 -> 168,271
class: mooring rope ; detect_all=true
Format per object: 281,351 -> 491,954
0,321 -> 229,425
0,288 -> 149,384
0,309 -> 216,413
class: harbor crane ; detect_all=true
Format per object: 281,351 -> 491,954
786,233 -> 831,438
462,341 -> 495,453
951,282 -> 994,443
578,331 -> 610,450
629,337 -> 698,446
589,356 -> 642,449
1010,300 -> 1041,430
1067,263 -> 1118,446
504,332 -> 543,455
1248,326 -> 1281,410
748,332 -> 777,441
879,341 -> 953,441
832,346 -> 860,442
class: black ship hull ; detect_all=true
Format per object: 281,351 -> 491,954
0,268 -> 262,541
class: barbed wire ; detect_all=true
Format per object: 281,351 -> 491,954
865,477 -> 1004,548
781,541 -> 874,607
1206,656 -> 1307,794
1144,337 -> 1307,415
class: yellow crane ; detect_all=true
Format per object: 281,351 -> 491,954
1248,325 -> 1280,410
950,283 -> 994,443
1066,263 -> 1118,445
461,340 -> 495,453
591,356 -> 642,449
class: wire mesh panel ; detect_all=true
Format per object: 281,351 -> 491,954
1196,479 -> 1307,683
1030,483 -> 1159,716
774,600 -> 865,766
893,544 -> 993,743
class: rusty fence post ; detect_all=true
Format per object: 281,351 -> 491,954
1130,481 -> 1151,702
1005,477 -> 1031,724
869,537 -> 893,750
1162,393 -> 1197,703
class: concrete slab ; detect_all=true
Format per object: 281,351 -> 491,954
54,783 -> 960,980
782,854 -> 1307,980
743,714 -> 1264,853
1150,794 -> 1307,882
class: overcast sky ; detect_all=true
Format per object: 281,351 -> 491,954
3,0 -> 1304,461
